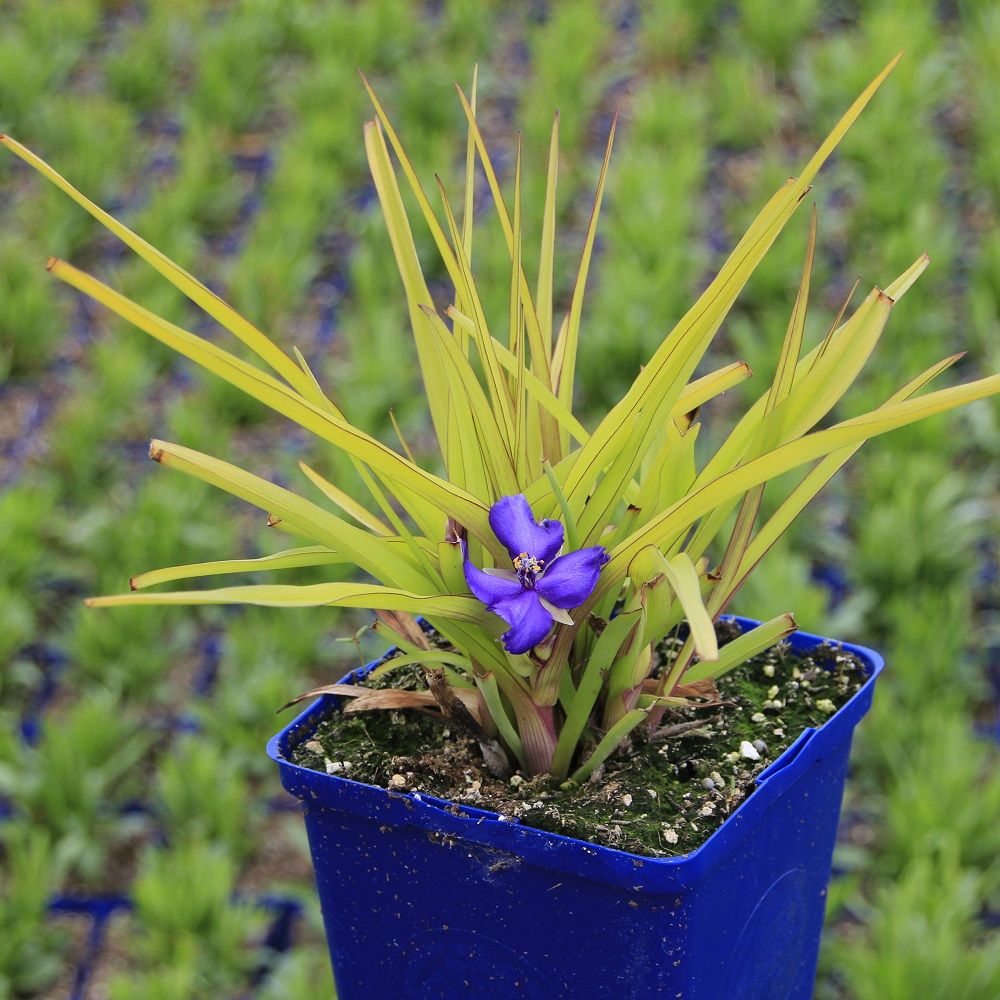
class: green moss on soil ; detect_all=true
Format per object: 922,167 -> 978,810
292,630 -> 867,857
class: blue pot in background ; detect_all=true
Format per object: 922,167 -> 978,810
268,617 -> 883,1000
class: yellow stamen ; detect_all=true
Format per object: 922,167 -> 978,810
514,552 -> 543,574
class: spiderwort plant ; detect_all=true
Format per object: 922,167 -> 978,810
5,55 -> 1000,781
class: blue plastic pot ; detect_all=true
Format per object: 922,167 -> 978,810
269,617 -> 882,1000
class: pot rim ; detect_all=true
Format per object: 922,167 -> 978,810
268,616 -> 883,894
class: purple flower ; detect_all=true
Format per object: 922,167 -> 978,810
463,495 -> 609,655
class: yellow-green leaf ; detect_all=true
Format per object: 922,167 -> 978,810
0,136 -> 315,398
86,581 -> 497,628
130,546 -> 347,591
683,614 -> 797,685
299,462 -> 392,536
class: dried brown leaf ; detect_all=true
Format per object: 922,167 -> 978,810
375,610 -> 432,650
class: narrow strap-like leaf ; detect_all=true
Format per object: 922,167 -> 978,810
682,615 -> 797,685
550,611 -> 642,778
419,304 -> 518,495
726,352 -> 966,607
434,175 -> 518,455
475,672 -> 527,771
448,306 -> 589,445
130,546 -> 347,591
604,368 -> 1000,594
536,112 -> 560,358
364,121 -> 453,456
49,259 -> 498,550
555,117 -> 616,430
0,136 -> 314,398
87,581 -> 497,628
460,65 -> 478,269
656,552 -> 717,662
299,462 -> 393,536
147,439 -> 431,591
558,56 -> 902,523
454,85 -> 552,388
712,207 -> 818,602
368,650 -> 474,678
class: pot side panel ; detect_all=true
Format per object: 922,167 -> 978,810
300,734 -> 851,1000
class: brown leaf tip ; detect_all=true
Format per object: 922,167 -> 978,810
445,517 -> 467,545
129,577 -> 138,592
148,442 -> 164,462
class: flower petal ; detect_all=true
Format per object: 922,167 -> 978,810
489,494 -> 564,564
492,589 -> 554,654
463,545 -> 524,607
535,546 -> 609,609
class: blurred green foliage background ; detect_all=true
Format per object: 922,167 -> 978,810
1,0 -> 998,996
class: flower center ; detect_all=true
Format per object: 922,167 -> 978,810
513,552 -> 543,587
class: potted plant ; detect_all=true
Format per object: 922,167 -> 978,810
5,55 -> 998,998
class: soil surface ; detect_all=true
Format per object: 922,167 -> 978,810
292,626 -> 868,857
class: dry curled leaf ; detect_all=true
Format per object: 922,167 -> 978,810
279,682 -> 483,725
374,610 -> 432,650
640,676 -> 724,707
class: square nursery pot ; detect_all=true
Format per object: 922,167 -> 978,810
268,616 -> 883,1000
